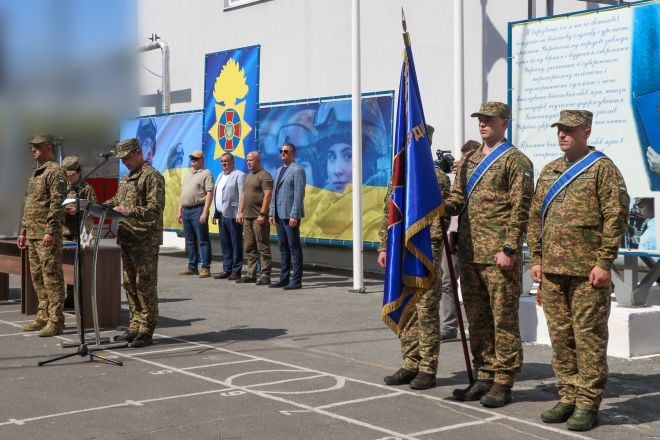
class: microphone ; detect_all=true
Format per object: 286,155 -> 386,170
98,150 -> 116,159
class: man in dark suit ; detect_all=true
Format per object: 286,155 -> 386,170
269,142 -> 306,290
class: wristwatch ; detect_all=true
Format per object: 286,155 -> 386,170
502,245 -> 516,256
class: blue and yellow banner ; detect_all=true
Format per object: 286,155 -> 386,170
203,45 -> 260,177
381,38 -> 444,334
258,94 -> 394,243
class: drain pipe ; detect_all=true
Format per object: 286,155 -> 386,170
139,40 -> 171,114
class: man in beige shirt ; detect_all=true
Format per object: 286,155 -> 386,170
177,150 -> 214,278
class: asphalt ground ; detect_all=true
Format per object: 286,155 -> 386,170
1,248 -> 659,440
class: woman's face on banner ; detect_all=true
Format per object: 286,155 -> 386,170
326,142 -> 352,192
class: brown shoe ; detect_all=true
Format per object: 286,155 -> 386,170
37,323 -> 64,337
480,382 -> 512,408
179,268 -> 199,276
22,320 -> 48,332
384,368 -> 417,386
213,271 -> 231,279
409,372 -> 436,390
452,380 -> 493,401
228,272 -> 240,281
199,268 -> 211,278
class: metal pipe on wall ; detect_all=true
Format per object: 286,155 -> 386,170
139,40 -> 171,114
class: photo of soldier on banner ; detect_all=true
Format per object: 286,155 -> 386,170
258,93 -> 393,244
120,112 -> 204,231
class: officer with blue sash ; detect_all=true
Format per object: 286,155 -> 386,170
528,110 -> 629,431
444,102 -> 534,407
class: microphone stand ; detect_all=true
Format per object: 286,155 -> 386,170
38,154 -> 125,367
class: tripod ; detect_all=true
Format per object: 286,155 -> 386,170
39,158 -> 127,366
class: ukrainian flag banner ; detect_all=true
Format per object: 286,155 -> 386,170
381,26 -> 444,334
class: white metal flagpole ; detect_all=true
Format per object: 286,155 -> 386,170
453,0 -> 465,155
350,0 -> 365,293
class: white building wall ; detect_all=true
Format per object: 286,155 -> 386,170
137,0 -> 596,155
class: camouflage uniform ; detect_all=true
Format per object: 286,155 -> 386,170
106,139 -> 165,336
528,110 -> 629,410
20,158 -> 67,327
63,181 -> 97,241
379,167 -> 450,374
444,115 -> 534,386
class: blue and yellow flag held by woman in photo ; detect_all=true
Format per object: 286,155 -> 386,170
381,29 -> 444,334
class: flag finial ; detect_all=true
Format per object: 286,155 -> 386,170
401,8 -> 410,47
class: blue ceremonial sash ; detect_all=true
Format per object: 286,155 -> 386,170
541,150 -> 607,225
464,142 -> 513,202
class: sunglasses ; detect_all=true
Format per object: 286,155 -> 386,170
189,157 -> 201,161
279,149 -> 292,155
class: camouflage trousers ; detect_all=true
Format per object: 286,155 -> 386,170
243,217 -> 272,279
28,239 -> 65,326
400,286 -> 440,374
541,273 -> 611,410
460,262 -> 522,386
120,241 -> 160,335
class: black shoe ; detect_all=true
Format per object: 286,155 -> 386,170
130,332 -> 153,348
480,382 -> 512,408
228,272 -> 241,281
440,327 -> 458,341
270,279 -> 290,288
283,282 -> 302,290
384,368 -> 417,386
409,372 -> 436,390
236,277 -> 256,284
256,277 -> 271,286
213,271 -> 231,279
452,380 -> 493,401
114,330 -> 138,343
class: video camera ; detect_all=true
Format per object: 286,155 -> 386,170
435,149 -> 455,173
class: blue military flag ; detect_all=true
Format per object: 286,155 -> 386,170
381,28 -> 444,334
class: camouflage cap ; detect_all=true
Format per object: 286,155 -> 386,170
62,156 -> 80,176
189,149 -> 204,159
470,102 -> 511,119
550,110 -> 593,128
29,134 -> 55,145
115,138 -> 140,158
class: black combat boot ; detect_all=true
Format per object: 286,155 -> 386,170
384,368 -> 417,386
479,382 -> 512,408
409,372 -> 436,390
452,379 -> 493,401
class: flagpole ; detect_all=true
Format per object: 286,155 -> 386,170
453,0 -> 465,157
441,222 -> 474,384
350,0 -> 365,293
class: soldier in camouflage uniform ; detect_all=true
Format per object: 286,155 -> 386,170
378,126 -> 451,390
62,156 -> 97,242
528,110 -> 629,431
444,102 -> 534,408
106,138 -> 165,349
18,134 -> 68,337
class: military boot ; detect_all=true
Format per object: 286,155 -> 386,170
480,382 -> 512,408
541,402 -> 576,423
409,372 -> 436,390
114,329 -> 138,343
37,323 -> 64,337
452,379 -> 493,401
179,268 -> 199,276
130,332 -> 153,348
384,368 -> 417,386
566,408 -> 598,431
22,320 -> 47,332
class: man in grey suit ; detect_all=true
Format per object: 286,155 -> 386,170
269,142 -> 306,290
212,153 -> 245,281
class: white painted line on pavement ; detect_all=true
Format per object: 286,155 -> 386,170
409,415 -> 504,436
181,358 -> 260,370
315,391 -> 404,409
130,345 -> 209,356
0,389 -> 233,427
0,309 -> 21,314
